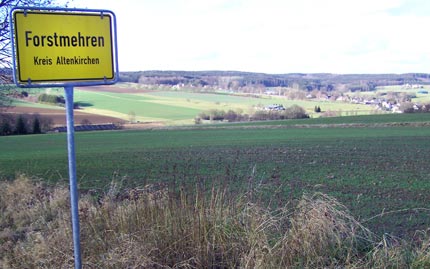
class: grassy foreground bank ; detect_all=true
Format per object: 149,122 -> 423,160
1,176 -> 429,268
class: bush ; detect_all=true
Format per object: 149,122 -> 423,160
0,120 -> 12,136
194,117 -> 202,124
225,109 -> 239,122
251,110 -> 274,121
283,104 -> 309,119
401,102 -> 430,113
400,102 -> 415,113
197,111 -> 210,120
198,105 -> 309,123
197,109 -> 226,121
0,115 -> 13,136
209,109 -> 225,121
37,93 -> 65,105
37,115 -> 53,133
421,103 -> 430,113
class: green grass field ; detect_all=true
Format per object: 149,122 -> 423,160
371,85 -> 430,103
74,90 -> 203,122
1,114 -> 430,237
73,88 -> 377,122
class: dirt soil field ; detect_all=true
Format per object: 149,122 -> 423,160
2,106 -> 126,126
122,122 -> 165,129
75,86 -> 151,94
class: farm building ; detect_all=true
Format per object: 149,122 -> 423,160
264,104 -> 285,111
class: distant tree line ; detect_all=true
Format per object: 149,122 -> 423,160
0,114 -> 53,136
119,71 -> 430,93
195,105 -> 309,124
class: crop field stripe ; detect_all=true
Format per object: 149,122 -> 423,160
73,90 -> 202,121
1,125 -> 430,149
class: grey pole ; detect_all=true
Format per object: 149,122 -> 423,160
64,85 -> 82,269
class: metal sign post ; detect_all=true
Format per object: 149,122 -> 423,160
64,86 -> 81,269
9,7 -> 119,269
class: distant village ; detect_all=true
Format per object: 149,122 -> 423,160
262,84 -> 429,113
132,72 -> 430,114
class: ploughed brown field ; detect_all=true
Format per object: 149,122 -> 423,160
75,86 -> 150,93
2,106 -> 126,126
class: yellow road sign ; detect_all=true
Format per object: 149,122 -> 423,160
13,9 -> 117,84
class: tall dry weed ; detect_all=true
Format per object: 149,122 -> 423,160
1,176 -> 429,268
0,175 -> 73,268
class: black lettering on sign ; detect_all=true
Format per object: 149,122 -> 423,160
33,56 -> 53,65
56,56 -> 100,65
25,31 -> 105,47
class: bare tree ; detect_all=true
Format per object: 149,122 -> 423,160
0,0 -> 68,107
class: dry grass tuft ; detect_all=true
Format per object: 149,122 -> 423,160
0,175 -> 73,268
411,230 -> 430,268
277,192 -> 373,267
1,176 -> 429,268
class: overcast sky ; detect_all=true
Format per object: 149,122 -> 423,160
70,0 -> 430,74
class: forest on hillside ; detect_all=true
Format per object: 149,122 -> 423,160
119,70 -> 430,92
2,68 -> 430,93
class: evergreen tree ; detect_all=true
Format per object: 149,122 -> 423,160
33,117 -> 41,134
15,115 -> 27,135
0,120 -> 12,135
